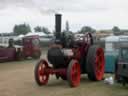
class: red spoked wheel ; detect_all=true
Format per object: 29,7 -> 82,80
95,48 -> 105,80
86,45 -> 105,81
34,59 -> 49,85
67,60 -> 81,87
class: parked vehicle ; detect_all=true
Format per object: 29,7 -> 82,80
105,36 -> 128,73
115,44 -> 128,86
23,36 -> 41,59
0,35 -> 41,62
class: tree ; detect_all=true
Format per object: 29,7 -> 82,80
34,26 -> 50,34
112,26 -> 120,35
65,21 -> 69,32
13,23 -> 31,35
42,27 -> 50,34
34,26 -> 42,32
62,21 -> 71,33
112,26 -> 120,32
79,26 -> 96,33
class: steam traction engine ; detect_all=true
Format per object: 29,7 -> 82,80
34,14 -> 105,87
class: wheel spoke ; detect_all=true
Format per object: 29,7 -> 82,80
42,75 -> 46,81
39,69 -> 43,76
38,65 -> 43,75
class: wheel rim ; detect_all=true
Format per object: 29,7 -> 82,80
70,61 -> 81,87
37,60 -> 49,85
95,48 -> 105,80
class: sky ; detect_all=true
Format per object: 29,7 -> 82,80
0,0 -> 128,33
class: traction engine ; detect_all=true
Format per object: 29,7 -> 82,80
34,14 -> 105,87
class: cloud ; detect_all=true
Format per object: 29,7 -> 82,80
1,0 -> 128,15
0,0 -> 110,13
0,0 -> 128,33
0,0 -> 128,13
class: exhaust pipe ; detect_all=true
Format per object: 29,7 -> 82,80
55,14 -> 62,40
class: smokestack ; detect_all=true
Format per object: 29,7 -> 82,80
55,14 -> 62,40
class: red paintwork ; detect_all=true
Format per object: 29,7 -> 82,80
95,48 -> 105,80
45,68 -> 67,75
69,60 -> 81,87
37,60 -> 67,82
0,47 -> 16,62
37,59 -> 81,87
23,36 -> 41,57
37,59 -> 49,85
23,38 -> 32,56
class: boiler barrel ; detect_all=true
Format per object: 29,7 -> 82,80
47,47 -> 66,68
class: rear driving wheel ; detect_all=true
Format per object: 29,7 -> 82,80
86,45 -> 105,81
34,59 -> 49,85
67,60 -> 81,87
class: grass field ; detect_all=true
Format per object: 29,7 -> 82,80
0,53 -> 128,96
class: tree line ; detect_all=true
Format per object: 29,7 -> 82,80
12,22 -> 122,36
13,23 -> 51,35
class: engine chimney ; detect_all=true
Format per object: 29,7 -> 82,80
55,14 -> 62,40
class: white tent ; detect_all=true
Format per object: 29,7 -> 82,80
105,35 -> 128,52
18,34 -> 24,38
13,34 -> 25,41
25,32 -> 54,42
105,35 -> 119,42
25,32 -> 46,37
